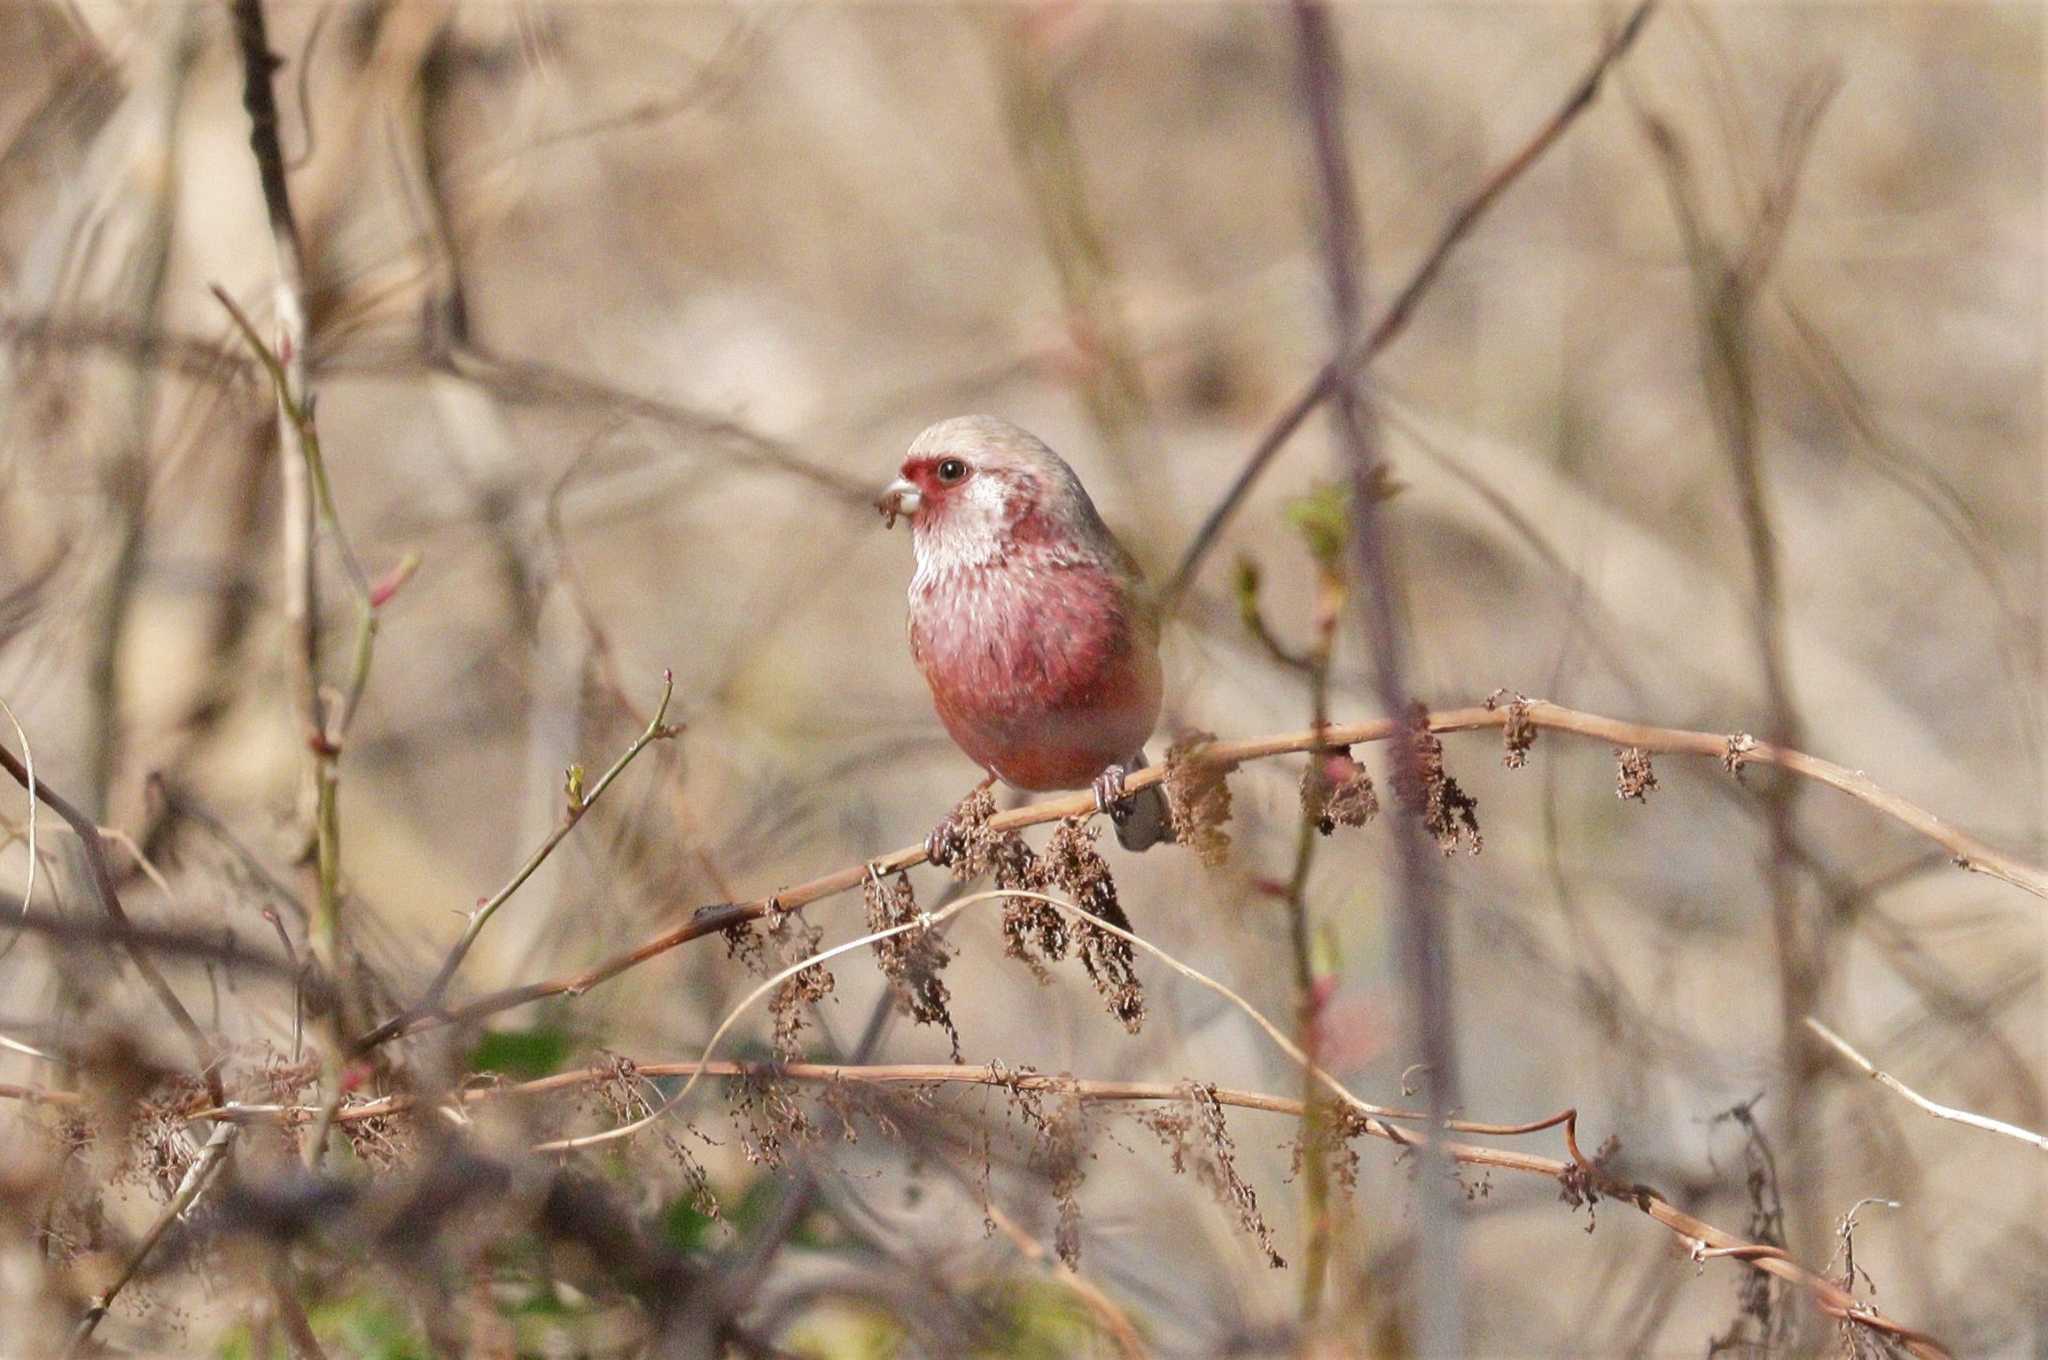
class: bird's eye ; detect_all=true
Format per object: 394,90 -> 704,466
935,457 -> 968,485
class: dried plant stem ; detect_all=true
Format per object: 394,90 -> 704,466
63,1121 -> 238,1355
1805,1017 -> 2048,1152
356,697 -> 2048,1048
1280,575 -> 1342,1314
1166,1 -> 1656,606
158,1059 -> 1946,1359
226,0 -> 359,1176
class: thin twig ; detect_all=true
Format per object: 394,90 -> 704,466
0,745 -> 224,1106
350,675 -> 671,1044
355,697 -> 2048,1049
63,1122 -> 238,1355
1166,0 -> 1656,608
1804,1017 -> 2048,1152
0,695 -> 36,916
412,671 -> 679,1012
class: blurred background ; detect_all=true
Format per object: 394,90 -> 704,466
0,2 -> 2040,1356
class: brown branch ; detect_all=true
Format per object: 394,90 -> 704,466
353,698 -> 2046,1049
0,745 -> 224,1106
1165,0 -> 1655,607
164,1060 -> 1944,1360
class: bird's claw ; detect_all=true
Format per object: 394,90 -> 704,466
1091,764 -> 1133,824
925,816 -> 964,868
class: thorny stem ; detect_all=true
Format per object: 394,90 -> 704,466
353,698 -> 2048,1049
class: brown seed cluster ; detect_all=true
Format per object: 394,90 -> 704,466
1723,732 -> 1756,779
1487,689 -> 1538,768
765,912 -> 835,1061
1301,748 -> 1379,835
1134,1082 -> 1284,1268
1392,704 -> 1482,856
1614,746 -> 1658,802
862,871 -> 961,1061
1163,730 -> 1235,869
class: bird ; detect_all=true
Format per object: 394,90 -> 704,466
878,415 -> 1172,853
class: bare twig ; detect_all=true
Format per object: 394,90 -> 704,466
362,675 -> 688,1044
0,744 -> 224,1105
1804,1017 -> 2048,1153
1166,1 -> 1656,606
411,671 -> 679,1012
63,1121 -> 239,1355
355,697 -> 2048,1048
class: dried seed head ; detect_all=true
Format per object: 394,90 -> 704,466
1302,748 -> 1378,834
1043,820 -> 1145,1032
934,785 -> 1001,879
765,913 -> 834,1061
1486,690 -> 1537,768
1391,704 -> 1481,856
1135,1082 -> 1283,1268
1723,733 -> 1756,779
1163,731 -> 1234,869
1615,746 -> 1658,801
863,872 -> 961,1060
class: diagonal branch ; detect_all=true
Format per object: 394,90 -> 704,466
1166,1 -> 1655,608
404,672 -> 679,1019
1805,1016 -> 2048,1153
0,743 -> 223,1106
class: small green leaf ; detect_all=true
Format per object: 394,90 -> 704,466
469,1028 -> 571,1080
661,1194 -> 719,1253
1283,468 -> 1403,568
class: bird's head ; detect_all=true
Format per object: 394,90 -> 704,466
878,415 -> 1112,569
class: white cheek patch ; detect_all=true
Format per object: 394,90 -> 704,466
914,473 -> 1018,574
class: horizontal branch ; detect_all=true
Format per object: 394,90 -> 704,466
355,697 -> 2047,1049
161,1057 -> 1945,1359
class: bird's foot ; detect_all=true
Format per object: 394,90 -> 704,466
1091,764 -> 1134,825
925,816 -> 967,869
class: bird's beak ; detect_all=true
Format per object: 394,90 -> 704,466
876,478 -> 921,529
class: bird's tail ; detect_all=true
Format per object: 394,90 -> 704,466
1113,749 -> 1175,853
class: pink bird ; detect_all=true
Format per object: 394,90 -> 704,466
879,415 -> 1172,852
